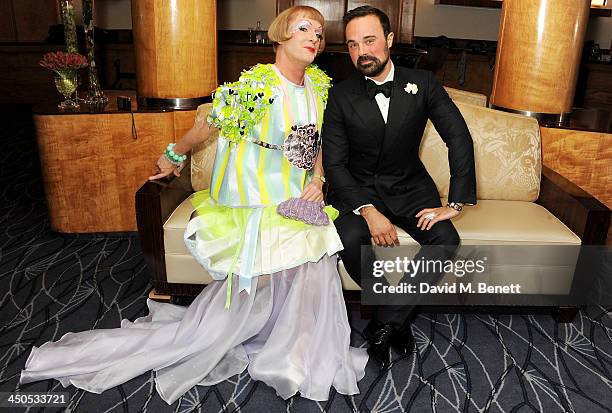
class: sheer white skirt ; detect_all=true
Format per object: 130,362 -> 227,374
20,255 -> 368,404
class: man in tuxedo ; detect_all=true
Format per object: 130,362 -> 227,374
322,6 -> 477,368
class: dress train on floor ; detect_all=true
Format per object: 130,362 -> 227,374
20,255 -> 368,404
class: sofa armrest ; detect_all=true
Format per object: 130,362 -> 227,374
537,165 -> 610,245
135,165 -> 194,286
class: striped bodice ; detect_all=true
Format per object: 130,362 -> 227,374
209,69 -> 325,207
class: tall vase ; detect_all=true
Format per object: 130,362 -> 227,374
59,0 -> 78,54
83,0 -> 107,107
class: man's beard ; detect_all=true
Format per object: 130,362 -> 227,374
356,48 -> 390,77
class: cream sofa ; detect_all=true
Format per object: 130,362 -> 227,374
136,89 -> 609,321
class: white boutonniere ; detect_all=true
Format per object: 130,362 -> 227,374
404,82 -> 418,95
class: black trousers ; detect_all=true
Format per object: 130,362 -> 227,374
334,207 -> 460,333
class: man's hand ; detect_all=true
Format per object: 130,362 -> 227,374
415,206 -> 459,230
300,179 -> 324,202
361,206 -> 399,246
149,155 -> 184,180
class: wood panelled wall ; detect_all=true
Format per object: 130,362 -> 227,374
0,0 -> 60,42
277,0 -> 416,44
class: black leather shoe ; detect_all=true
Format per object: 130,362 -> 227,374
364,322 -> 394,370
390,328 -> 415,356
363,320 -> 383,341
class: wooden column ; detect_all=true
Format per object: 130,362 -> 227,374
540,127 -> 612,209
490,0 -> 590,125
131,0 -> 217,109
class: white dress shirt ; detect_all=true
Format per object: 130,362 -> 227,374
368,63 -> 394,123
353,63 -> 395,215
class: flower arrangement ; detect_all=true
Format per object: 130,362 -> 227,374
39,52 -> 88,109
39,51 -> 88,73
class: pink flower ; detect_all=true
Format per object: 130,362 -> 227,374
39,51 -> 88,71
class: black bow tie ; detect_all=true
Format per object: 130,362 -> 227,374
366,79 -> 393,100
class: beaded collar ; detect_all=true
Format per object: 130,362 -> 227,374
207,63 -> 331,144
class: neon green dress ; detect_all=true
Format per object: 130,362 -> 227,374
184,64 -> 343,301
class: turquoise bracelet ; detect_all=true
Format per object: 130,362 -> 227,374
165,143 -> 187,165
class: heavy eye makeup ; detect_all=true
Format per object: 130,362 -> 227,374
292,20 -> 323,40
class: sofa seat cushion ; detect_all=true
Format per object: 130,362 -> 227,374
338,199 -> 581,291
163,197 -> 580,289
164,193 -> 198,255
165,253 -> 215,284
396,199 -> 581,245
165,197 -> 580,257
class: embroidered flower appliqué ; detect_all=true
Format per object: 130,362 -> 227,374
284,124 -> 320,170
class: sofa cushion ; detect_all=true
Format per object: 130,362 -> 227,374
343,199 -> 580,294
164,197 -> 580,288
396,199 -> 581,245
420,102 -> 541,202
443,87 -> 487,107
191,104 -> 218,192
164,193 -> 198,255
165,197 -> 580,256
165,253 -> 215,284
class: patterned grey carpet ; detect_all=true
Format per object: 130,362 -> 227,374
1,107 -> 611,412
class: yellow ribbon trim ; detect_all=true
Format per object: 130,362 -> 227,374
257,112 -> 271,205
212,147 -> 231,200
224,228 -> 246,309
235,141 -> 247,205
281,99 -> 292,198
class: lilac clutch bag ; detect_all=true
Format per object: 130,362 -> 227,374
276,198 -> 329,226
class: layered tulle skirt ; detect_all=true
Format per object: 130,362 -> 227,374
20,191 -> 368,404
184,190 -> 344,286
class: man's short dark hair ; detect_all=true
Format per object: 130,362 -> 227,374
343,6 -> 391,37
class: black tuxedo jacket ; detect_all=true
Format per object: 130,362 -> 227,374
322,66 -> 477,217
